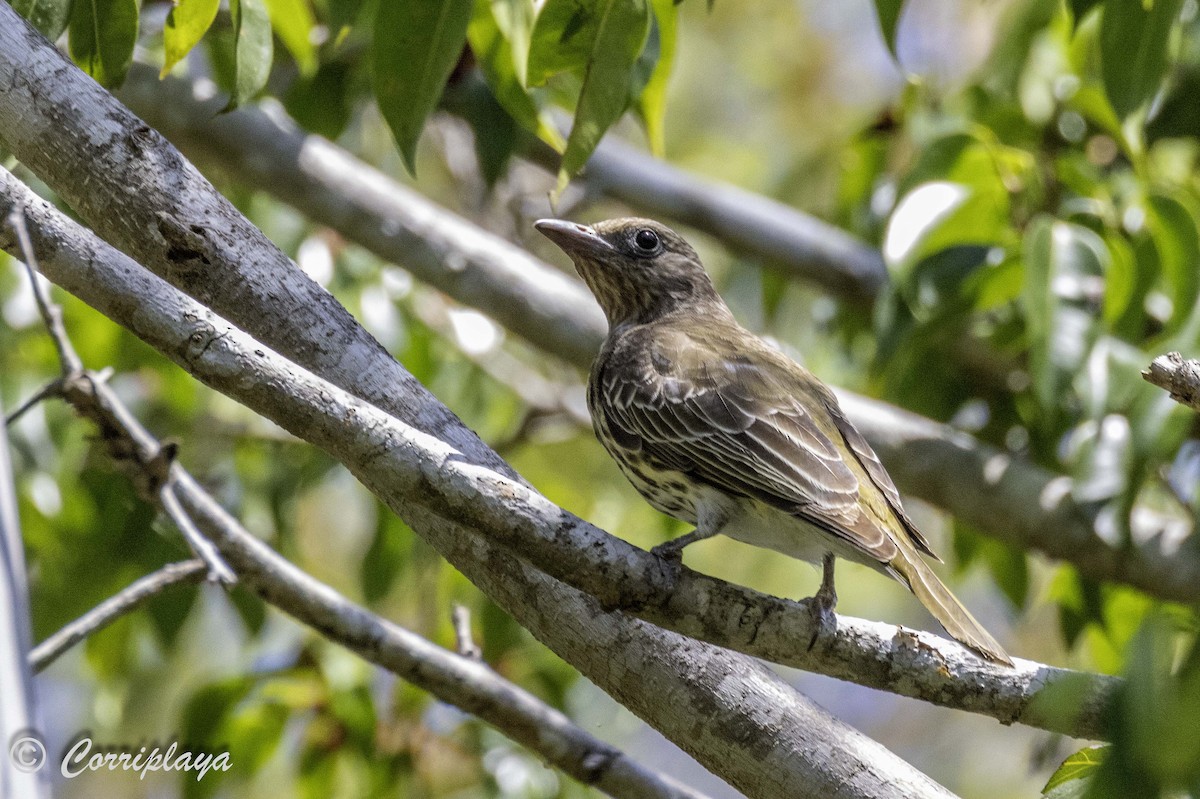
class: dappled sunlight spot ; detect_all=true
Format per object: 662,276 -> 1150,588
359,284 -> 401,347
28,471 -> 62,516
1038,476 -> 1073,513
447,308 -> 501,356
2,264 -> 40,328
296,235 -> 334,285
381,266 -> 413,298
983,453 -> 1011,486
882,181 -> 968,266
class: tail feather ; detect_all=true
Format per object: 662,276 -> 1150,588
892,554 -> 1012,665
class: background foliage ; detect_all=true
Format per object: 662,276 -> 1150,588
5,0 -> 1200,797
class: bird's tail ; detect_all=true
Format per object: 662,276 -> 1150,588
892,553 -> 1012,665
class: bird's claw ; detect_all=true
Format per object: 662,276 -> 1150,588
805,587 -> 838,651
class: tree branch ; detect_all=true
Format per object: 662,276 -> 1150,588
0,16 -> 954,795
1144,352 -> 1200,413
7,200 -> 236,585
0,167 -> 1117,744
18,368 -> 714,799
29,560 -> 208,673
110,67 -> 1200,605
0,393 -> 48,799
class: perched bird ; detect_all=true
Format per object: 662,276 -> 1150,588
535,216 -> 1011,664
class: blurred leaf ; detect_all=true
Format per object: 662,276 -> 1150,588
373,0 -> 473,173
162,0 -> 220,77
11,0 -> 71,39
228,0 -> 274,108
557,0 -> 651,189
328,685 -> 377,749
145,579 -> 200,649
952,522 -> 1028,608
183,676 -> 257,744
635,0 -> 677,156
1068,0 -> 1104,29
1092,614 -> 1200,797
1045,746 -> 1107,792
361,510 -> 411,603
872,0 -> 903,58
458,75 -> 521,185
284,60 -> 358,139
1022,216 -> 1107,415
1144,192 -> 1200,336
1147,68 -> 1200,142
1100,232 -> 1137,331
1099,0 -> 1183,119
886,135 -> 1013,277
265,0 -> 318,75
69,0 -> 138,88
230,586 -> 268,634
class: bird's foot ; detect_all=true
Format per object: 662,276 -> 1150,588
650,541 -> 685,587
805,555 -> 838,651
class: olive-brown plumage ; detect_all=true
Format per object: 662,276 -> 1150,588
535,217 -> 1010,664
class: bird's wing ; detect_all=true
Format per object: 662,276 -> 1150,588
599,328 -> 900,562
823,400 -> 940,559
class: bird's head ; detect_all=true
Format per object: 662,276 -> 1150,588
535,217 -> 726,328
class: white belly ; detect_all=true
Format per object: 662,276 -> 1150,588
709,493 -> 890,574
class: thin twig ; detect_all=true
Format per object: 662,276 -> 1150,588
5,378 -> 64,426
159,482 -> 237,585
452,603 -> 482,661
8,202 -> 234,585
30,560 -> 208,673
8,202 -> 83,375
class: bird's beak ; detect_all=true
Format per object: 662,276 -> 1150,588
534,219 -> 614,255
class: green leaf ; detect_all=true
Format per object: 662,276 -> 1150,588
873,0 -> 904,58
527,0 -> 600,86
69,0 -> 139,88
489,0 -> 535,86
1099,0 -> 1184,119
162,0 -> 221,77
468,0 -> 565,150
1044,746 -> 1107,793
373,0 -> 473,173
11,0 -> 71,40
558,0 -> 652,189
228,0 -> 274,108
264,0 -> 318,75
635,0 -> 677,156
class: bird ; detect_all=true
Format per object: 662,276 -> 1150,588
534,216 -> 1011,664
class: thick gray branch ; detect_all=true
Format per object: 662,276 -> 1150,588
117,66 -> 608,369
0,169 -> 1116,744
1143,352 -> 1200,412
0,16 -> 955,797
109,68 -> 1200,605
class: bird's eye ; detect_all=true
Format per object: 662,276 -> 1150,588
633,229 -> 660,252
